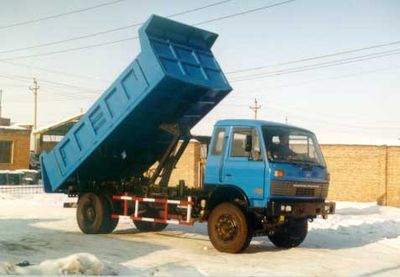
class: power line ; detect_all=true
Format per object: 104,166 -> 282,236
0,0 -> 232,55
0,0 -> 297,61
0,72 -> 102,93
226,39 -> 400,75
0,0 -> 125,30
195,0 -> 297,25
0,60 -> 112,83
208,103 -> 400,131
230,48 -> 400,82
234,64 -> 400,94
0,37 -> 138,61
3,38 -> 400,93
2,46 -> 400,101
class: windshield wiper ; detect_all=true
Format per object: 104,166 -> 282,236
289,159 -> 326,168
271,159 -> 325,168
269,159 -> 301,166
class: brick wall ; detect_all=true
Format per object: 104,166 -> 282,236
321,145 -> 387,203
321,145 -> 400,207
387,147 -> 400,207
168,141 -> 201,188
0,128 -> 31,170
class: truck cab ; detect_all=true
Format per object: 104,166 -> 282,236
204,120 -> 335,252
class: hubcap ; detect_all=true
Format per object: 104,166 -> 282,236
215,214 -> 238,241
85,204 -> 96,224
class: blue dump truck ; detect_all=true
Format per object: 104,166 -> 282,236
40,15 -> 335,253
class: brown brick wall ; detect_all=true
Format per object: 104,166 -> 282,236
0,129 -> 31,170
320,145 -> 400,207
387,147 -> 400,207
321,145 -> 387,203
169,141 -> 201,188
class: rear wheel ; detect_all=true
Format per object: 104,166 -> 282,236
99,194 -> 119,233
268,218 -> 308,248
76,193 -> 118,234
133,206 -> 167,232
208,202 -> 250,253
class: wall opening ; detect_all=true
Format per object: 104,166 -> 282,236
0,140 -> 13,163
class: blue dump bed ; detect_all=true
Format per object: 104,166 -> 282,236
41,15 -> 231,193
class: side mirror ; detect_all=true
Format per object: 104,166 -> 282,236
245,135 -> 252,152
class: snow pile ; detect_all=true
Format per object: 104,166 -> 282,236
0,192 -> 74,207
2,253 -> 104,275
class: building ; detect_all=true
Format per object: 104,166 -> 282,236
33,113 -> 84,155
0,117 -> 31,170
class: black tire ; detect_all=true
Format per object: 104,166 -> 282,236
133,207 -> 167,232
99,194 -> 119,234
207,202 -> 250,253
268,218 -> 308,248
241,231 -> 253,252
76,193 -> 118,234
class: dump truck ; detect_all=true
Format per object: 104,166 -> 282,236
40,15 -> 335,253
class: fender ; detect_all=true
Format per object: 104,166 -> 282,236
205,184 -> 250,215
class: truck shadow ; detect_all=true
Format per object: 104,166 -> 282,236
152,219 -> 400,252
303,220 -> 400,249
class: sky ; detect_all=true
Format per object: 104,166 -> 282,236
1,0 -> 399,145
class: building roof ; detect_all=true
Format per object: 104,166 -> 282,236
33,113 -> 84,136
0,125 -> 29,131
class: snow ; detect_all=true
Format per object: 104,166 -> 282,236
1,253 -> 104,275
0,125 -> 27,130
0,169 -> 38,173
0,193 -> 399,276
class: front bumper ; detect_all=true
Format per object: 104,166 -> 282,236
265,201 -> 336,219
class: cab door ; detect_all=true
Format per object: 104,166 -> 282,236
204,127 -> 227,185
222,127 -> 266,200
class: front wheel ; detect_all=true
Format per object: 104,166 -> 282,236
268,218 -> 308,248
207,202 -> 251,253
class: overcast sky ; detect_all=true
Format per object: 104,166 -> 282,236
1,0 -> 399,145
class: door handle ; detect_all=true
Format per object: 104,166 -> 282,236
225,173 -> 232,177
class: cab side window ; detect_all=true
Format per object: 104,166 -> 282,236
211,128 -> 226,156
230,128 -> 263,161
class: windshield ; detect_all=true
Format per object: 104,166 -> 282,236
262,126 -> 326,167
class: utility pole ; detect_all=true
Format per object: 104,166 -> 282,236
0,89 -> 3,118
29,78 -> 39,131
249,98 -> 261,120
285,116 -> 288,124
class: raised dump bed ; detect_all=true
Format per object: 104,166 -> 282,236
41,15 -> 232,193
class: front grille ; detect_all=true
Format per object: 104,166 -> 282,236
271,181 -> 329,198
295,188 -> 315,197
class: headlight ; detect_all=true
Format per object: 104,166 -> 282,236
280,205 -> 292,212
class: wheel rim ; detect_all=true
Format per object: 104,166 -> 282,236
83,202 -> 96,225
215,214 -> 238,241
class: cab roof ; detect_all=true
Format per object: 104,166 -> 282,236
215,119 -> 313,134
